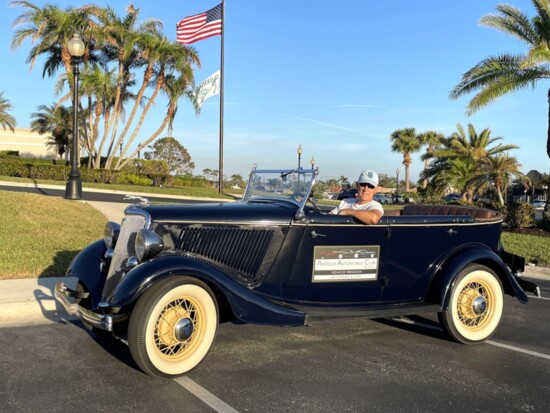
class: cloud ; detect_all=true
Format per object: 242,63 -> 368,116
284,114 -> 365,134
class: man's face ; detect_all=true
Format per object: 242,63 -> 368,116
356,182 -> 376,204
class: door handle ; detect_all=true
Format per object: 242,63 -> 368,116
446,229 -> 458,235
311,230 -> 327,238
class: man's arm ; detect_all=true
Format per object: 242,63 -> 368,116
338,208 -> 383,224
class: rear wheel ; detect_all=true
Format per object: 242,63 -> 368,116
128,277 -> 218,378
440,264 -> 503,344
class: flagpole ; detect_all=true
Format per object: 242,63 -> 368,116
218,0 -> 225,195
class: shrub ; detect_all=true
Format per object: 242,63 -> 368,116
118,173 -> 152,186
171,175 -> 210,188
505,202 -> 534,229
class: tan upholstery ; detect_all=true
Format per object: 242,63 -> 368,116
386,204 -> 502,221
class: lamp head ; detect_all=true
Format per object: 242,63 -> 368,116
68,33 -> 85,58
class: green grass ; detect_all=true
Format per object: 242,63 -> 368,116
501,232 -> 550,267
0,190 -> 105,279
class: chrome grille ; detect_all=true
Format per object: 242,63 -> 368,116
102,214 -> 146,299
179,226 -> 274,279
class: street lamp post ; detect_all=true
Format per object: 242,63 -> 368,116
310,157 -> 315,168
395,168 -> 400,203
297,144 -> 302,168
64,33 -> 85,200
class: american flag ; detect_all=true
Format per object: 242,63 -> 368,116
176,4 -> 222,45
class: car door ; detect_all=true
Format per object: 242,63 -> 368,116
382,215 -> 460,303
282,213 -> 388,303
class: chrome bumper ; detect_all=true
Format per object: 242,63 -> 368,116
54,282 -> 127,331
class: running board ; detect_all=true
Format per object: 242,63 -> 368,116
295,303 -> 441,324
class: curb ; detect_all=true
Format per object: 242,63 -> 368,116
0,277 -> 76,327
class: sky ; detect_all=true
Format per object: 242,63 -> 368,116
1,0 -> 550,184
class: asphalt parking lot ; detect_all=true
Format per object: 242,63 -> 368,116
0,276 -> 548,413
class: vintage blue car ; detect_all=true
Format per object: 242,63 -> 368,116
55,166 -> 538,378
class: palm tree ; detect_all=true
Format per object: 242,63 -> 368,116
450,124 -> 518,162
11,1 -> 93,78
390,127 -> 421,192
469,155 -> 525,205
422,124 -> 519,200
30,104 -> 72,159
450,0 -> 550,160
0,92 -> 16,132
112,33 -> 200,169
116,67 -> 197,170
418,130 -> 444,188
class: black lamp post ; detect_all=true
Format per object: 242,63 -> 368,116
395,168 -> 400,203
297,144 -> 302,168
310,157 -> 315,168
64,33 -> 85,200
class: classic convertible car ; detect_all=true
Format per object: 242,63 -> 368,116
55,166 -> 538,378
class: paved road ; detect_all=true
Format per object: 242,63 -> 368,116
1,277 -> 548,413
0,184 -> 217,204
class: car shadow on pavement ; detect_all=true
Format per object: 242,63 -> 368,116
374,315 -> 453,343
34,250 -> 143,375
66,318 -> 140,373
34,250 -> 80,325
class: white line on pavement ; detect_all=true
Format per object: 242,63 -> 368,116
174,376 -> 239,413
487,340 -> 550,361
392,317 -> 550,361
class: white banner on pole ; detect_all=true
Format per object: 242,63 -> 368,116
195,70 -> 221,108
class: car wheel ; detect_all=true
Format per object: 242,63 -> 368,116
439,264 -> 503,344
128,276 -> 218,378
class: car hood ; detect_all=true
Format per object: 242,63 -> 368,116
131,200 -> 297,225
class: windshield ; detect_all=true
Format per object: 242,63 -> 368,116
243,167 -> 318,207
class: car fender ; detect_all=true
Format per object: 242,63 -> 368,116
428,244 -> 528,309
109,255 -> 306,326
65,239 -> 106,308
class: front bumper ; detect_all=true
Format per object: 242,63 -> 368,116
54,282 -> 127,331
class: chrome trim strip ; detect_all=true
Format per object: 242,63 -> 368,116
54,282 -> 127,332
124,205 -> 151,229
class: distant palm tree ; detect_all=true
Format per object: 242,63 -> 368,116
422,124 -> 519,201
418,130 -> 445,188
30,104 -> 72,159
450,0 -> 550,160
390,127 -> 421,192
470,155 -> 525,205
0,92 -> 16,132
450,124 -> 518,162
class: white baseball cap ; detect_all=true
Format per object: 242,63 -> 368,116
357,170 -> 378,187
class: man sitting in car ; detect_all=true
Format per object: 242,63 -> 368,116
330,170 -> 384,224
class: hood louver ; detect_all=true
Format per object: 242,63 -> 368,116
178,226 -> 274,280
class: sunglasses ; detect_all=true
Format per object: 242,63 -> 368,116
359,183 -> 375,189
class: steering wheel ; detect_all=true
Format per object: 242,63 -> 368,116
307,195 -> 323,213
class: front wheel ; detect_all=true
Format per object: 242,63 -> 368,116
439,264 -> 504,344
128,276 -> 218,378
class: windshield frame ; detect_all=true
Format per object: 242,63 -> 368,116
242,166 -> 319,211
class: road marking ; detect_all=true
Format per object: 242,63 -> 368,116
392,317 -> 550,361
532,295 -> 550,301
487,341 -> 550,361
174,376 -> 239,413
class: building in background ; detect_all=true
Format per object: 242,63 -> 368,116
0,128 -> 57,159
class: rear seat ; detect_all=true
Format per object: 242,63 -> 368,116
385,204 -> 502,221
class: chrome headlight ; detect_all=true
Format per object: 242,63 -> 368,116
135,229 -> 164,262
103,222 -> 120,249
